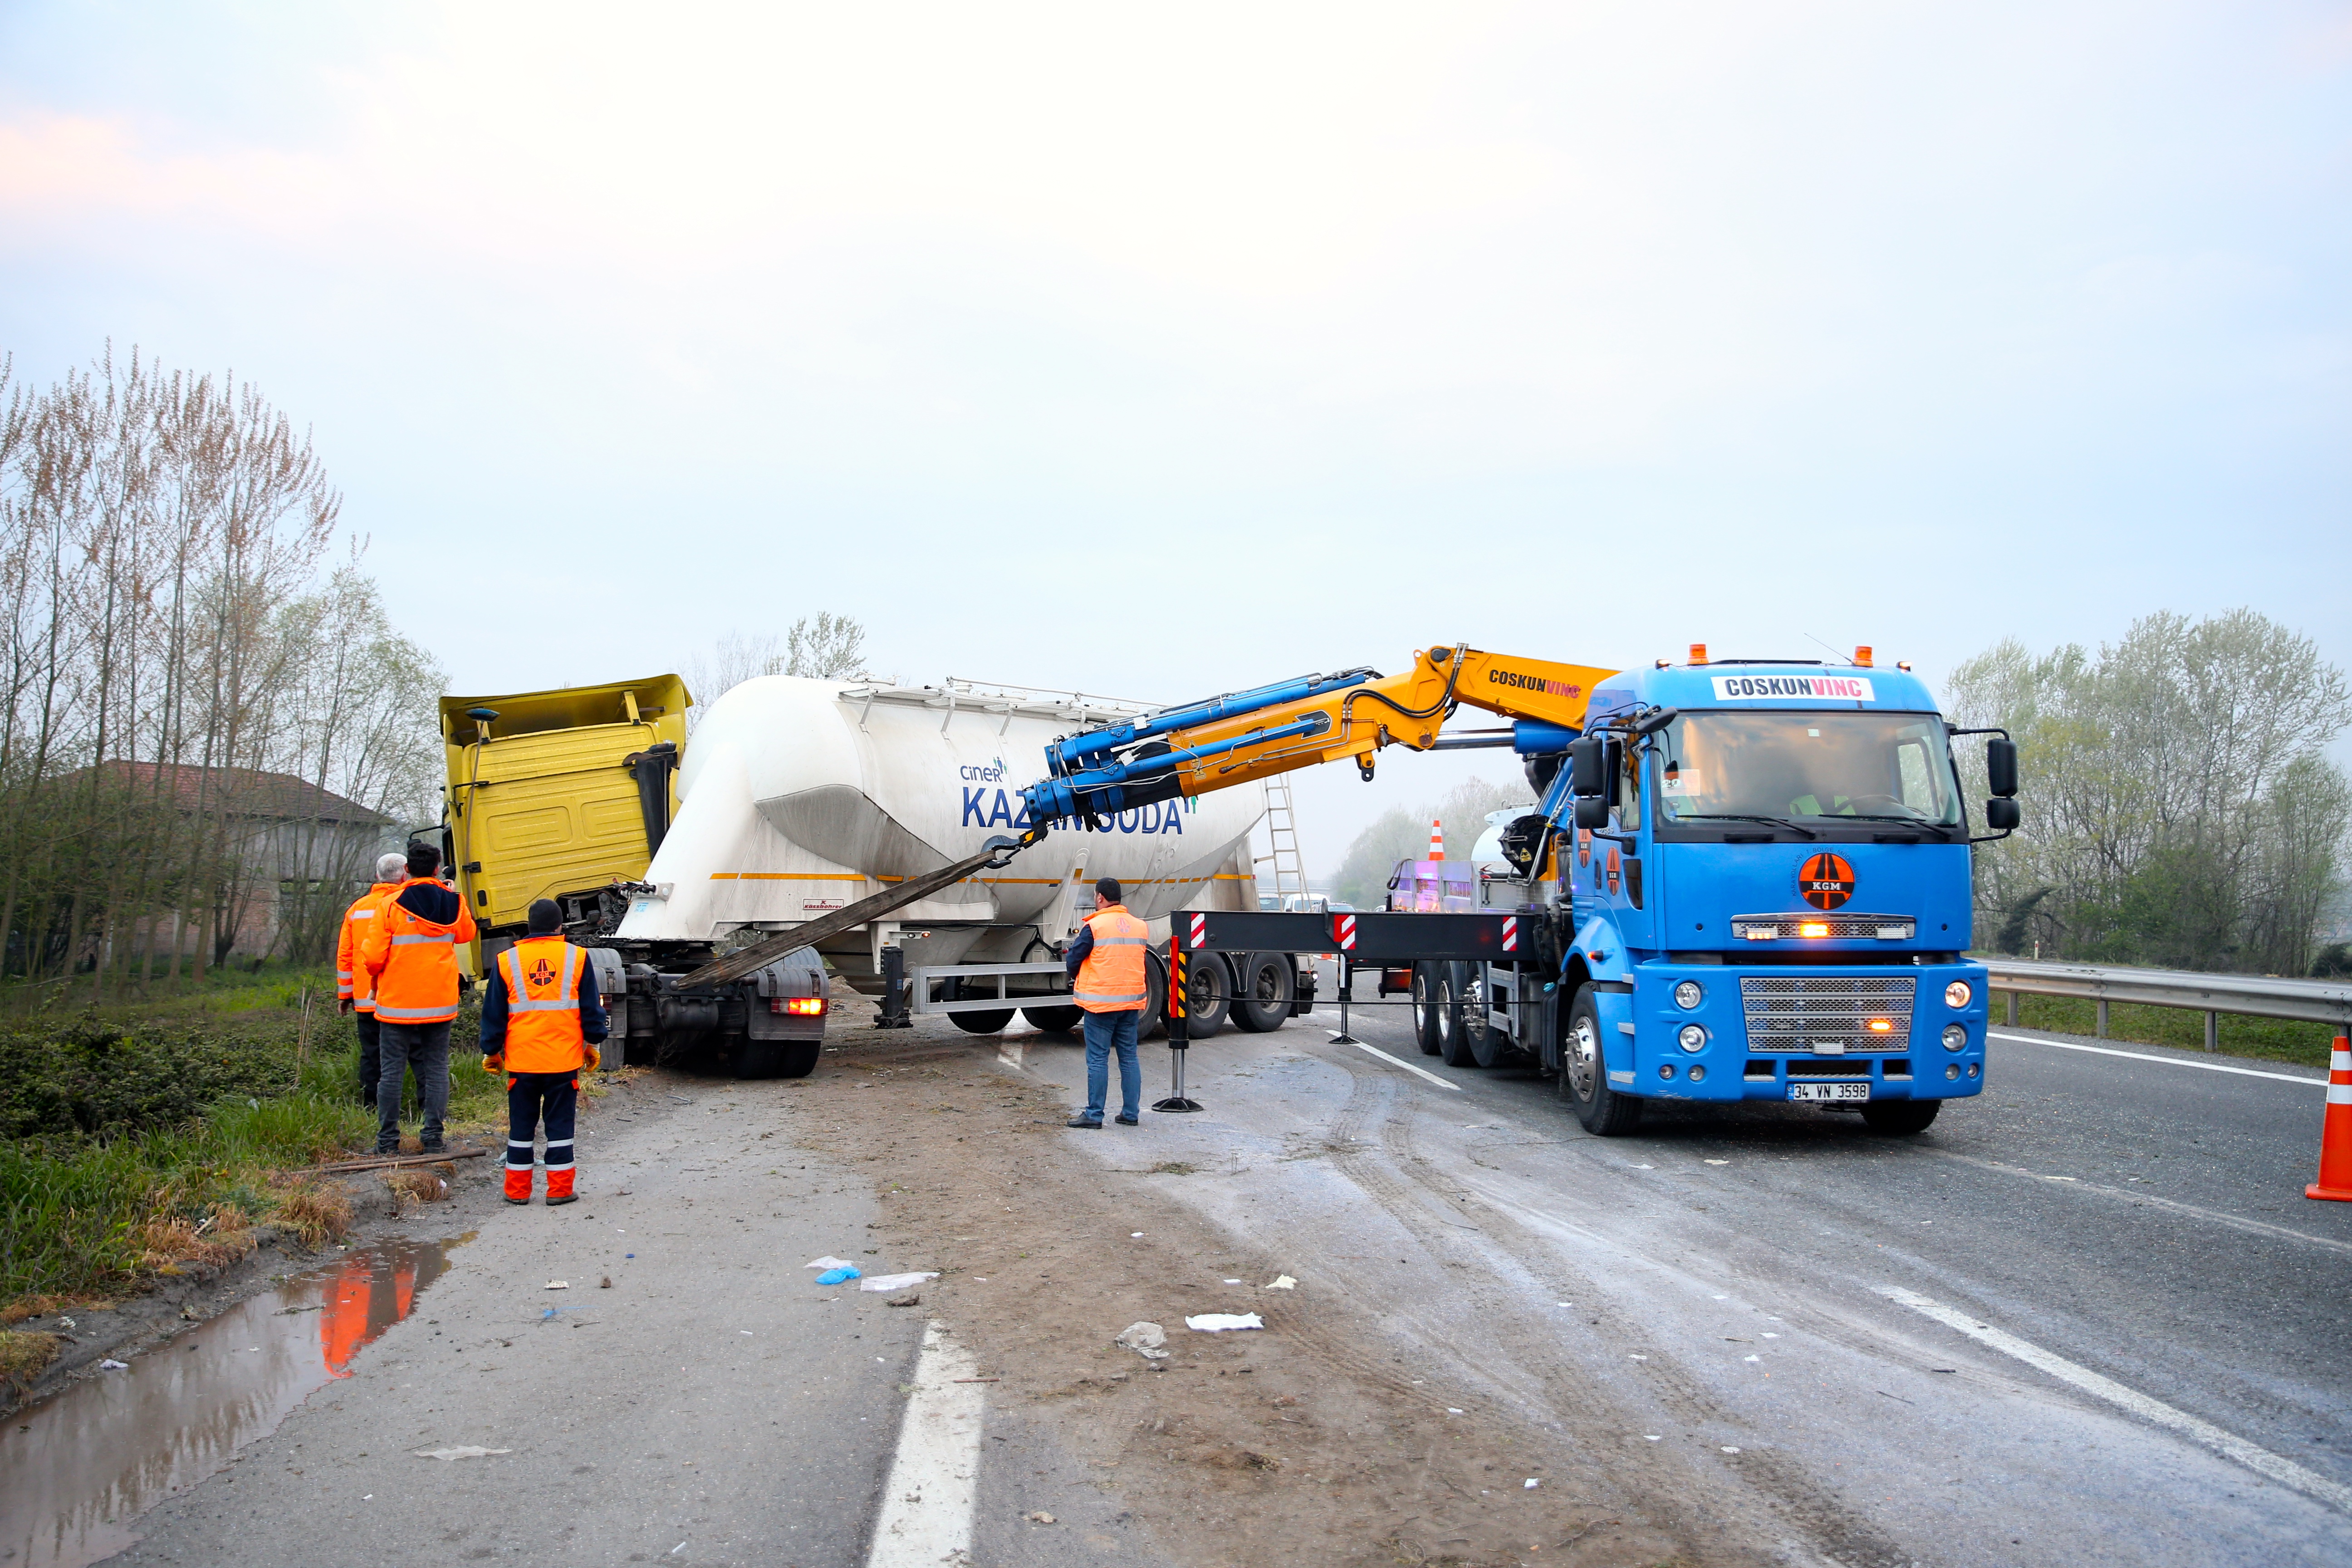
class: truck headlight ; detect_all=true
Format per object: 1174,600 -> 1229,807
1944,980 -> 1973,1009
1678,1024 -> 1707,1052
1674,980 -> 1703,1009
1941,1024 -> 1966,1051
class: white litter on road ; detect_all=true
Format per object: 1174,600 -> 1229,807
805,1256 -> 857,1270
1114,1322 -> 1170,1360
544,1281 -> 568,1290
97,1359 -> 127,1371
414,1446 -> 513,1460
1264,1275 -> 1297,1290
1185,1313 -> 1264,1333
1876,1285 -> 2352,1514
859,1272 -> 940,1293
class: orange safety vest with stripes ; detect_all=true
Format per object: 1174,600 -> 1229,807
334,882 -> 402,1010
1074,904 -> 1150,1013
358,880 -> 476,1025
495,936 -> 592,1074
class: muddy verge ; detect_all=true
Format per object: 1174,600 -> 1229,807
805,1000 -> 1721,1568
1,1071 -> 668,1419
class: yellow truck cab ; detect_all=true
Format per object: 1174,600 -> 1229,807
438,675 -> 690,981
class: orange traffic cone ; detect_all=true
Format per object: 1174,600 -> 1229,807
2308,1036 -> 2352,1203
1428,818 -> 1444,862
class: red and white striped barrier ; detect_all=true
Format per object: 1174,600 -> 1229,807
1501,916 -> 1518,953
1185,911 -> 1207,951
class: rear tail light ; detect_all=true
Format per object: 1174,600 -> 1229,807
770,996 -> 827,1016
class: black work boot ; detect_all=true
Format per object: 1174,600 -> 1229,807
1066,1115 -> 1103,1129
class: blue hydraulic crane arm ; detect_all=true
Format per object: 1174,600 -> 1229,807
1041,667 -> 1381,775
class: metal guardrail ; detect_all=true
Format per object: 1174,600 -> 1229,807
1983,957 -> 2352,1049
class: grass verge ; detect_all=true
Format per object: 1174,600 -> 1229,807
1996,992 -> 2340,1070
0,969 -> 519,1310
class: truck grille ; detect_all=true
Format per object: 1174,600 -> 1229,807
1740,975 -> 1916,1053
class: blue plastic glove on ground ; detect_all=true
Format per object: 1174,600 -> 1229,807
815,1266 -> 860,1285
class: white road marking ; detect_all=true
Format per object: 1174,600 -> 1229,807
1990,1031 -> 2325,1087
1926,1150 -> 2352,1258
865,1320 -> 985,1568
1344,1039 -> 1465,1092
1876,1286 -> 2352,1515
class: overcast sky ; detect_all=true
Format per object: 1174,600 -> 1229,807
3,2 -> 2346,872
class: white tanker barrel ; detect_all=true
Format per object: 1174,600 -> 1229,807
615,676 -> 1264,990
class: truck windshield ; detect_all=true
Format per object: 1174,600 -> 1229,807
1655,712 -> 1961,828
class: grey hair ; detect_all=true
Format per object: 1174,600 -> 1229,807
376,852 -> 410,882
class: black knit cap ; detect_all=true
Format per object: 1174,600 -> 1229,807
1094,877 -> 1121,903
526,899 -> 563,936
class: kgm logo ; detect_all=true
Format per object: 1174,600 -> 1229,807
1798,852 -> 1856,910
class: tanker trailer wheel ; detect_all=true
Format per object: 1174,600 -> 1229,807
1410,962 -> 1443,1055
1436,965 -> 1480,1068
1228,951 -> 1294,1032
1558,987 -> 1642,1136
1142,950 -> 1170,1039
1021,1004 -> 1083,1033
943,978 -> 1015,1035
1462,965 -> 1520,1069
1179,954 -> 1231,1039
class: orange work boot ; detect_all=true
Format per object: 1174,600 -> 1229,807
503,1166 -> 534,1205
544,1167 -> 577,1206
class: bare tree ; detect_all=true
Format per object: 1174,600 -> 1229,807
684,614 -> 873,729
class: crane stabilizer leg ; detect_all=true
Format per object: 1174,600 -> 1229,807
674,828 -> 1042,989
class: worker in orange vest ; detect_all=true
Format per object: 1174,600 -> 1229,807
357,842 -> 476,1156
335,852 -> 411,1112
480,898 -> 608,1205
1065,877 -> 1151,1128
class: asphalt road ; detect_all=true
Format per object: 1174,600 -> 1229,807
63,985 -> 2352,1568
1006,962 -> 2352,1566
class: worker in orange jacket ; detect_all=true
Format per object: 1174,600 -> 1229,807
335,853 -> 411,1112
357,842 -> 477,1156
1065,877 -> 1151,1128
480,898 -> 608,1205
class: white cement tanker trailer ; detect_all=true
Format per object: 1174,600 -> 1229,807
600,676 -> 1310,1073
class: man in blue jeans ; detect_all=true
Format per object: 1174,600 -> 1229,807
1065,877 -> 1150,1128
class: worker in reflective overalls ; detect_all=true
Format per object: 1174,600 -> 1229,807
480,899 -> 608,1205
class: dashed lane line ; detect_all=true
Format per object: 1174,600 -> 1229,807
1876,1286 -> 2352,1515
1990,1031 -> 2326,1086
1340,1037 -> 1465,1092
865,1320 -> 985,1568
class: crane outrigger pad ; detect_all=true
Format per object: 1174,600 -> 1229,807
1175,910 -> 1524,964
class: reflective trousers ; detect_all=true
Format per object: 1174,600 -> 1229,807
1082,1008 -> 1143,1122
506,1071 -> 578,1202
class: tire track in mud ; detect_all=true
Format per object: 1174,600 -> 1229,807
1294,1048 -> 1918,1568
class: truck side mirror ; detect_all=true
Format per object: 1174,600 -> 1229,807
1573,796 -> 1610,830
1568,735 -> 1605,796
1985,737 -> 2018,798
1984,797 -> 2020,831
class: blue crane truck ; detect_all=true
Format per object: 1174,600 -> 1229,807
1007,643 -> 2021,1136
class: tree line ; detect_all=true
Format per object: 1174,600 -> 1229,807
0,347 -> 444,998
1949,609 -> 2349,975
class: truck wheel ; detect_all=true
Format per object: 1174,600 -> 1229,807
1460,964 -> 1519,1068
725,1039 -> 820,1078
1436,965 -> 1480,1067
944,978 -> 1015,1034
1558,987 -> 1642,1136
1021,1005 -> 1083,1033
1229,952 -> 1293,1032
1179,956 -> 1231,1039
1411,962 -> 1443,1055
1860,1100 -> 1940,1136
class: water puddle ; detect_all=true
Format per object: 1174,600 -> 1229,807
0,1233 -> 471,1568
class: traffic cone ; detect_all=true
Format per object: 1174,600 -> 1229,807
2308,1036 -> 2352,1203
1428,818 -> 1444,862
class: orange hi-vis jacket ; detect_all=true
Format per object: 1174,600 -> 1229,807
1074,903 -> 1151,1013
334,881 -> 402,1011
358,879 -> 477,1026
492,937 -> 595,1074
